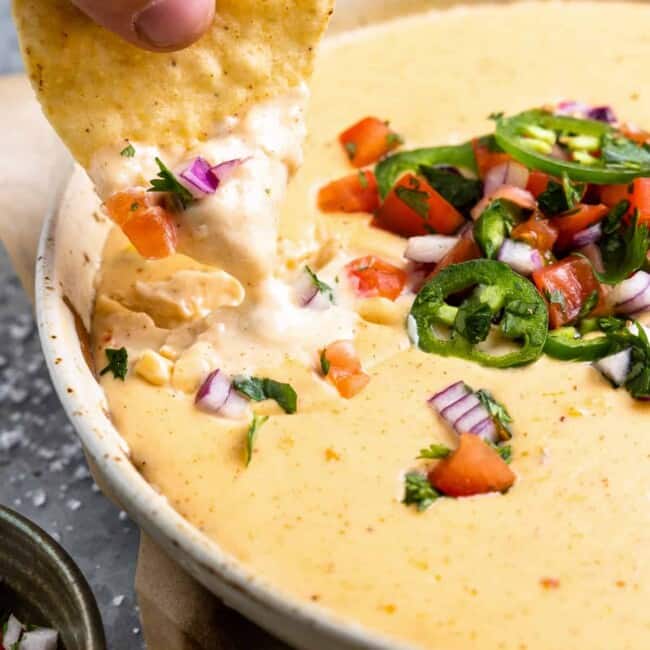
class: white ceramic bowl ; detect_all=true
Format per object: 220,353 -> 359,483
33,2 -> 435,648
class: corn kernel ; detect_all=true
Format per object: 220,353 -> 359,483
135,350 -> 173,386
358,297 -> 403,325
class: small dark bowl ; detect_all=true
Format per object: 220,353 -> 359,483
0,506 -> 106,650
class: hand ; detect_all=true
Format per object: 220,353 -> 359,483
71,0 -> 215,52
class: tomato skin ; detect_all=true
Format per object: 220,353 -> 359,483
550,203 -> 608,250
105,189 -> 178,259
631,178 -> 650,224
472,138 -> 512,179
321,340 -> 369,398
375,173 -> 465,237
532,255 -> 603,329
346,256 -> 407,301
526,170 -> 552,198
339,117 -> 401,168
427,231 -> 481,279
600,183 -> 633,208
511,217 -> 558,253
428,434 -> 515,497
317,171 -> 379,213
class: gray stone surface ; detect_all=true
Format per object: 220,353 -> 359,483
0,4 -> 142,648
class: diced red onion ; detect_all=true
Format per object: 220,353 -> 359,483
586,106 -> 617,124
210,159 -> 243,186
594,349 -> 631,387
483,161 -> 530,197
195,370 -> 232,412
471,417 -> 498,441
441,393 -> 480,425
578,243 -> 604,273
555,100 -> 589,116
429,381 -> 470,411
455,403 -> 490,432
405,235 -> 459,264
18,629 -> 58,650
4,615 -> 23,645
471,186 -> 537,220
497,239 -> 544,276
218,388 -> 249,419
180,157 -> 218,197
294,268 -> 331,310
617,285 -> 650,316
612,271 -> 650,314
571,222 -> 602,248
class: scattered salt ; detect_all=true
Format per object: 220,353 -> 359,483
31,488 -> 47,508
66,498 -> 82,511
112,595 -> 125,607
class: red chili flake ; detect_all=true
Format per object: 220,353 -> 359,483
540,577 -> 560,590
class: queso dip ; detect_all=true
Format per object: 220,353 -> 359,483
91,3 -> 650,648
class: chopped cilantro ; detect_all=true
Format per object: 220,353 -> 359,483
344,141 -> 357,160
403,472 -> 440,511
120,143 -> 135,158
233,376 -> 297,414
305,266 -> 335,303
320,350 -> 330,376
546,289 -> 567,313
577,290 -> 600,321
418,165 -> 482,215
395,186 -> 430,220
492,443 -> 512,464
476,389 -> 513,441
358,170 -> 369,189
99,347 -> 128,380
148,157 -> 194,209
488,111 -> 504,121
601,133 -> 650,170
455,300 -> 493,344
417,443 -> 452,460
245,414 -> 269,466
386,132 -> 404,147
130,202 -> 139,212
538,173 -> 584,215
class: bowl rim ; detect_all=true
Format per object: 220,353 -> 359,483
0,505 -> 106,650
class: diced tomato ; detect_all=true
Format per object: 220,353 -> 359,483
526,170 -> 552,198
428,434 -> 515,497
104,189 -> 178,259
317,171 -> 380,214
346,256 -> 407,301
550,203 -> 608,250
375,173 -> 465,237
339,117 -> 402,168
619,124 -> 650,146
599,183 -> 633,208
630,177 -> 650,224
321,340 -> 370,398
511,217 -> 558,253
472,137 -> 512,179
532,255 -> 604,329
427,232 -> 481,279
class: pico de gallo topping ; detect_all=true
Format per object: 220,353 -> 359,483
1,613 -> 58,650
317,103 -> 650,404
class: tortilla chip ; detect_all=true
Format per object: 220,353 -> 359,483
12,0 -> 334,168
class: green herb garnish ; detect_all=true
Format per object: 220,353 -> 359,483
395,186 -> 430,221
358,170 -> 369,189
402,472 -> 440,511
305,266 -> 335,303
386,132 -> 404,148
476,389 -> 513,441
417,443 -> 452,460
419,165 -> 482,215
148,157 -> 194,208
99,347 -> 128,380
320,350 -> 330,376
120,143 -> 136,158
233,376 -> 297,414
245,414 -> 269,466
344,142 -> 357,160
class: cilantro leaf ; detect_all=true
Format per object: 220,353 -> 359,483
395,186 -> 430,221
419,165 -> 482,215
490,443 -> 512,463
622,323 -> 650,400
546,289 -> 567,314
148,157 -> 194,208
358,170 -> 369,189
476,389 -> 513,440
233,376 -> 298,414
344,142 -> 357,160
320,349 -> 330,376
538,173 -> 584,216
601,133 -> 650,171
245,414 -> 269,466
417,443 -> 452,460
597,209 -> 649,284
386,132 -> 404,147
500,300 -> 545,341
305,266 -> 334,303
402,472 -> 440,511
99,347 -> 128,380
454,300 -> 493,344
120,143 -> 136,158
577,290 -> 600,321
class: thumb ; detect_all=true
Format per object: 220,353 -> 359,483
71,0 -> 215,52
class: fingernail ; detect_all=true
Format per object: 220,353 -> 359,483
135,0 -> 209,49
